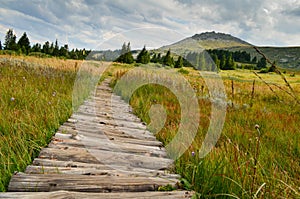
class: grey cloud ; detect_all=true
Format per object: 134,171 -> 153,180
0,0 -> 299,49
284,7 -> 300,17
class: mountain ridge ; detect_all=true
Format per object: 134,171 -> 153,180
161,31 -> 300,70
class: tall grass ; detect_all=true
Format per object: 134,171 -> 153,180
109,64 -> 300,198
0,55 -> 80,191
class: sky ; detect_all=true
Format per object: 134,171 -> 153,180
0,0 -> 300,50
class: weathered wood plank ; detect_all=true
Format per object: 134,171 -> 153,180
25,165 -> 179,178
62,121 -> 154,141
8,173 -> 178,192
38,146 -> 173,170
0,190 -> 193,199
31,159 -> 179,178
56,128 -> 163,147
49,135 -> 167,158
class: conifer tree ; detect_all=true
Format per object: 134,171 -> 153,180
17,32 -> 31,54
4,29 -> 18,51
136,46 -> 150,64
175,56 -> 183,68
163,49 -> 174,67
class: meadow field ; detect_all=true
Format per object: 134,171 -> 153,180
108,63 -> 300,198
0,55 -> 299,198
0,55 -> 81,191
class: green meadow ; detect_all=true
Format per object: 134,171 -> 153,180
0,55 -> 299,198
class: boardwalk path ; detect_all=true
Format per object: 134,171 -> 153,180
0,79 -> 192,198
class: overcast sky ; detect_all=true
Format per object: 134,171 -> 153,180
0,0 -> 300,50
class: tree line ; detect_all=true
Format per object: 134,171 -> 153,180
207,49 -> 267,70
116,42 -> 267,71
0,29 -> 90,59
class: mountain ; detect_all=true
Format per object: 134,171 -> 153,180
159,31 -> 300,70
191,31 -> 251,49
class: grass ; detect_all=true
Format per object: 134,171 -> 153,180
0,54 -> 299,198
0,55 -> 84,191
108,64 -> 300,198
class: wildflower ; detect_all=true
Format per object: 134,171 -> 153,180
191,151 -> 195,156
52,92 -> 57,97
255,124 -> 260,129
10,97 -> 15,102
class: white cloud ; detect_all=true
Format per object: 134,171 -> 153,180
0,0 -> 299,49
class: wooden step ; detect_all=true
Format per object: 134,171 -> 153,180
8,173 -> 178,192
0,190 -> 193,198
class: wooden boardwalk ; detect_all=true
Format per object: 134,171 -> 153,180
0,79 -> 192,198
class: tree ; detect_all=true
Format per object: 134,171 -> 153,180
0,41 -> 2,50
211,54 -> 220,69
220,54 -> 226,69
17,32 -> 31,54
136,46 -> 150,64
42,41 -> 50,54
175,56 -> 183,68
252,56 -> 257,64
52,39 -> 59,56
256,57 -> 267,69
224,53 -> 235,70
115,42 -> 134,64
59,44 -> 69,57
150,53 -> 157,63
121,42 -> 127,54
4,29 -> 18,51
163,49 -> 174,67
31,43 -> 42,52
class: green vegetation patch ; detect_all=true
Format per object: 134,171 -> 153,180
0,58 -> 77,191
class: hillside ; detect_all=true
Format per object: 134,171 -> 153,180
191,31 -> 251,49
160,31 -> 300,70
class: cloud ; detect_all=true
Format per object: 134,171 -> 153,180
0,0 -> 299,49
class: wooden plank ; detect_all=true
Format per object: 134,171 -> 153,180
37,146 -> 173,170
8,173 -> 178,192
49,136 -> 168,158
31,159 -> 179,178
0,190 -> 193,199
24,165 -> 179,178
71,111 -> 141,125
66,123 -> 156,142
73,110 -> 141,123
56,128 -> 163,147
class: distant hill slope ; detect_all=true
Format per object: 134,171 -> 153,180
191,31 -> 251,49
160,31 -> 300,70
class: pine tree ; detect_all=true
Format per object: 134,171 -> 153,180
0,41 -> 2,50
42,41 -> 50,54
150,53 -> 157,63
163,49 -> 174,67
256,57 -> 267,69
127,42 -> 131,53
220,54 -> 226,69
52,39 -> 59,56
224,54 -> 235,70
136,46 -> 150,64
157,53 -> 162,63
116,42 -> 134,64
4,29 -> 18,51
17,32 -> 31,54
121,42 -> 127,55
175,56 -> 183,68
31,43 -> 42,52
